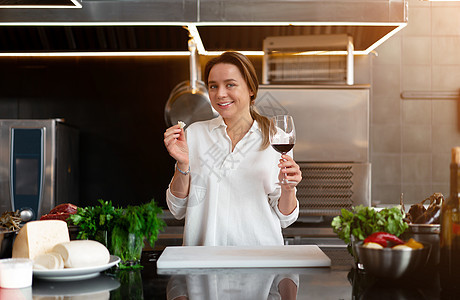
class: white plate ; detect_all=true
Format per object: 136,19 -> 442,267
33,255 -> 120,281
33,274 -> 121,296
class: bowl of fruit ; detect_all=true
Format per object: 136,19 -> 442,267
355,232 -> 431,279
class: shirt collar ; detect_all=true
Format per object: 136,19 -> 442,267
208,115 -> 261,134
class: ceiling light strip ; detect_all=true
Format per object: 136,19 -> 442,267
0,21 -> 406,27
0,22 -> 189,26
0,21 -> 407,57
186,24 -> 206,55
0,51 -> 191,57
194,22 -> 408,27
0,50 -> 372,57
362,23 -> 407,55
205,50 -> 369,56
0,0 -> 81,9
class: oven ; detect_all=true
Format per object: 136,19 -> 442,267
0,119 -> 79,221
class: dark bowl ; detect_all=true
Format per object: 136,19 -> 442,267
403,224 -> 440,267
355,241 -> 431,279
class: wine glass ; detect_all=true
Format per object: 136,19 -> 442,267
270,115 -> 296,185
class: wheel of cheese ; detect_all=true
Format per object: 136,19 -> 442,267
53,240 -> 110,268
12,220 -> 70,260
33,252 -> 64,270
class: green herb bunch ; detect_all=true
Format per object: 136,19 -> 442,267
331,205 -> 408,245
111,199 -> 166,268
112,199 -> 166,248
69,199 -> 121,241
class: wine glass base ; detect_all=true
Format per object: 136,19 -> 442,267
275,180 -> 297,185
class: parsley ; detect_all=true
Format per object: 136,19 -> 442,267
331,205 -> 408,246
69,199 -> 121,245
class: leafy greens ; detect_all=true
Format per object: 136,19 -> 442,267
69,199 -> 120,241
112,199 -> 166,251
331,205 -> 408,245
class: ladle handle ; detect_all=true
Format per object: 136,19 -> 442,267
188,38 -> 198,91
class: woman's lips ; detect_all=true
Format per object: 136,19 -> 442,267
217,101 -> 234,108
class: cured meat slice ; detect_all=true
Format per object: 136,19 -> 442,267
40,203 -> 78,221
40,212 -> 72,221
49,203 -> 78,214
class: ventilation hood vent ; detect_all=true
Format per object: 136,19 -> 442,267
0,0 -> 407,55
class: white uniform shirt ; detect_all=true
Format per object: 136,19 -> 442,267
166,116 -> 299,246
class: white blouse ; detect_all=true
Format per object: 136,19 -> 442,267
166,116 -> 299,246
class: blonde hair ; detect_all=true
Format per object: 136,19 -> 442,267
204,51 -> 272,149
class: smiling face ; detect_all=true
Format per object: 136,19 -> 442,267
207,63 -> 254,124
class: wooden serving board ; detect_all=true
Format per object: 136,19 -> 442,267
156,245 -> 331,269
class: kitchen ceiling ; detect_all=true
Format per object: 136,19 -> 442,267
0,0 -> 407,55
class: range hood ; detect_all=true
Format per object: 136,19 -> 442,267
0,0 -> 407,55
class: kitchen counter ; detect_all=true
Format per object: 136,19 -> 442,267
28,247 -> 443,299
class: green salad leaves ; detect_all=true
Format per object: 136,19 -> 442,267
331,205 -> 408,245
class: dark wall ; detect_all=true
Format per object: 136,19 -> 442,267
0,55 -> 262,208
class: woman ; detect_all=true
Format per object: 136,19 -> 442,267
163,51 -> 302,246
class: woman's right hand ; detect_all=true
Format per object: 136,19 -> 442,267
164,124 -> 189,166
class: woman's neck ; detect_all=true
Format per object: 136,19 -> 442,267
224,114 -> 254,150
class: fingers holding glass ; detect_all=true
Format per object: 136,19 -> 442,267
278,155 -> 302,186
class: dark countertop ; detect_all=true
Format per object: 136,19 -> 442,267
30,247 -> 443,300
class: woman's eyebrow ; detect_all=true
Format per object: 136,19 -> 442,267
208,79 -> 237,84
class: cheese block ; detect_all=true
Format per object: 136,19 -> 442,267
33,252 -> 64,270
12,220 -> 70,260
53,240 -> 110,268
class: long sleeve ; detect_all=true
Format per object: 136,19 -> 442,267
166,185 -> 188,220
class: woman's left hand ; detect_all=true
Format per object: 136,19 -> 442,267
278,155 -> 302,189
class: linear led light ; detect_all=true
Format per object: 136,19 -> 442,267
0,22 -> 187,26
0,51 -> 191,57
0,21 -> 407,57
0,0 -> 81,9
362,23 -> 407,55
0,21 -> 406,27
186,24 -> 206,54
194,22 -> 407,27
0,50 -> 373,57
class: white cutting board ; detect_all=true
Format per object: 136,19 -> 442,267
156,245 -> 331,269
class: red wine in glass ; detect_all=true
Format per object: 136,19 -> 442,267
269,115 -> 296,185
271,143 -> 295,154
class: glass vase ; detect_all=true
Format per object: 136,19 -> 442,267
95,230 -> 109,249
111,229 -> 144,266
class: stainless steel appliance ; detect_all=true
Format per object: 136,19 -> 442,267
262,34 -> 354,85
0,119 -> 79,220
255,85 -> 371,243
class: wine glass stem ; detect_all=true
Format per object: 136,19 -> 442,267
281,152 -> 288,184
